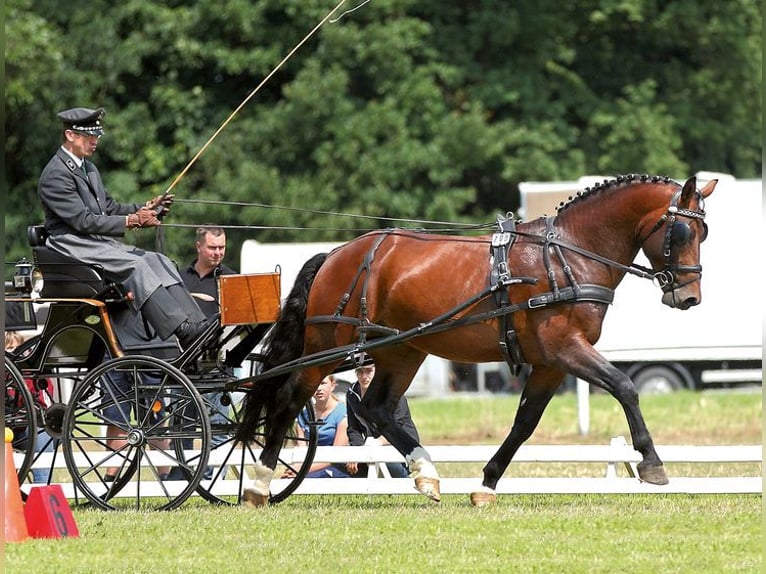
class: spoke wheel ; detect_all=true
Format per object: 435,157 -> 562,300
5,356 -> 36,482
188,389 -> 318,506
62,355 -> 211,511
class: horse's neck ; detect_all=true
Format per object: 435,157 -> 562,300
556,211 -> 640,262
556,188 -> 667,262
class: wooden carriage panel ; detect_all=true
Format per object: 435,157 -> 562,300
219,272 -> 281,325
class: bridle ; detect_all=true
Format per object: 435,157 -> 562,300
511,182 -> 709,296
640,187 -> 708,292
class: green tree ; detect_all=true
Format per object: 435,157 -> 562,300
5,0 -> 761,270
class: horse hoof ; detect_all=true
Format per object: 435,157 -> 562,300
638,463 -> 669,485
414,477 -> 441,502
242,488 -> 269,508
470,490 -> 497,507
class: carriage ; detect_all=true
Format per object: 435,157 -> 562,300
5,173 -> 716,510
5,225 -> 318,510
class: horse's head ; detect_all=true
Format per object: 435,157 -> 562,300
640,176 -> 717,309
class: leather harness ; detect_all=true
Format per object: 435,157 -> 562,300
305,218 -> 616,373
255,182 -> 708,382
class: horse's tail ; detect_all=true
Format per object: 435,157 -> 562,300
236,252 -> 328,442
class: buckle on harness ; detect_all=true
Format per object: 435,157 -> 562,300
496,261 -> 509,282
527,295 -> 548,309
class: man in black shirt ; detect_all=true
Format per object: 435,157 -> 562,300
178,226 -> 236,479
179,226 -> 236,315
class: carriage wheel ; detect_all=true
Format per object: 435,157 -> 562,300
184,389 -> 318,506
61,355 -> 211,511
4,356 -> 36,482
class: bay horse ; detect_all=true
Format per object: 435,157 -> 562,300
237,174 -> 716,506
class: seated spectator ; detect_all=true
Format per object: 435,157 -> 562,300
345,362 -> 420,478
296,375 -> 350,478
5,331 -> 54,484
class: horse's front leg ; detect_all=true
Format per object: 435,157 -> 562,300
471,367 -> 560,506
568,347 -> 668,485
605,367 -> 668,485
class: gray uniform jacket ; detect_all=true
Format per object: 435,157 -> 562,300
38,147 -> 183,309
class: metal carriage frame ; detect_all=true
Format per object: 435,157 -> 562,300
4,226 -> 319,510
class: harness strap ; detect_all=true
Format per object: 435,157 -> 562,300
544,216 -> 582,299
307,314 -> 400,336
489,214 -> 527,369
333,230 -> 391,320
446,284 -> 614,327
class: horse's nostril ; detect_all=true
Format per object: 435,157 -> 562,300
680,297 -> 699,310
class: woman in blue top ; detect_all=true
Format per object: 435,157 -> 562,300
297,375 -> 350,478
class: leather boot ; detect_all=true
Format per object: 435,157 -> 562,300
167,284 -> 207,323
174,316 -> 215,350
140,287 -> 188,340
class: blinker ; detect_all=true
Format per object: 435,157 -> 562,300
670,221 -> 692,246
670,220 -> 708,246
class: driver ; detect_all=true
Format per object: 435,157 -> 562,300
37,106 -> 214,349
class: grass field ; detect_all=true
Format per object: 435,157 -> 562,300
5,390 -> 762,573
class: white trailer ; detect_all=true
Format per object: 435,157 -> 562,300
518,172 -> 763,392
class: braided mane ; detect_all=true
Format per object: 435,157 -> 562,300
554,174 -> 674,216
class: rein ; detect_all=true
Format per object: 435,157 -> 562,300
513,227 -> 656,281
253,181 -> 709,380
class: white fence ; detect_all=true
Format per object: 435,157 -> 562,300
18,436 -> 762,498
285,436 -> 761,495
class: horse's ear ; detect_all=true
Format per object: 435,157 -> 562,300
680,176 -> 717,205
698,178 -> 717,199
679,176 -> 697,205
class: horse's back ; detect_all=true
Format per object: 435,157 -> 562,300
309,230 -> 490,319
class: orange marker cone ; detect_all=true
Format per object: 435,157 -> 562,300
5,428 -> 30,542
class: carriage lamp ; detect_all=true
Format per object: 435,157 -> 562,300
12,258 -> 44,296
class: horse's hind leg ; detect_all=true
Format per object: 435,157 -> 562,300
471,365 -> 562,506
242,367 -> 325,507
361,349 -> 441,502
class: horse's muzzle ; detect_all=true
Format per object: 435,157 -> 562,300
662,289 -> 699,309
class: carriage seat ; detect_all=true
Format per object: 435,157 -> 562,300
27,225 -> 112,298
27,226 -> 179,359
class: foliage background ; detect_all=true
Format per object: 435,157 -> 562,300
4,0 -> 762,267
